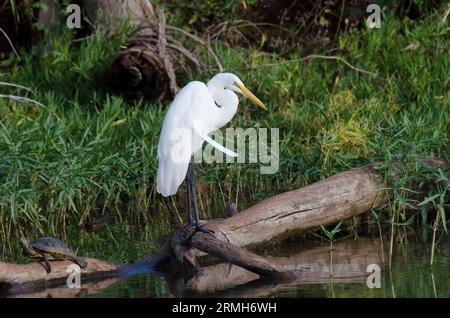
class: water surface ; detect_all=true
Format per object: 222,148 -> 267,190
91,235 -> 450,298
3,230 -> 450,298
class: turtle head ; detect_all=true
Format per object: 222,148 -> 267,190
20,237 -> 34,255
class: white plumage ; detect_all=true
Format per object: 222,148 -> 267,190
156,73 -> 266,197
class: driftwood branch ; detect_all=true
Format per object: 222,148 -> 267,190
191,232 -> 293,279
170,225 -> 293,280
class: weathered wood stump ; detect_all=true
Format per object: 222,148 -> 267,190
81,0 -> 178,102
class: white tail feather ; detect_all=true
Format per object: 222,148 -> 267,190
203,135 -> 238,157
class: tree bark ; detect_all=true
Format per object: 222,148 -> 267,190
206,165 -> 387,247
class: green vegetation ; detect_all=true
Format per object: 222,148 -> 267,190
0,7 -> 448,264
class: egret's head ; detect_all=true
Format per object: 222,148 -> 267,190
207,73 -> 267,110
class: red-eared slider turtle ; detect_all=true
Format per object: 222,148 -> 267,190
20,237 -> 87,273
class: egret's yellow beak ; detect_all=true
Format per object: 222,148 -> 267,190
236,83 -> 267,110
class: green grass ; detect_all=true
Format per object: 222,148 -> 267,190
0,11 -> 448,263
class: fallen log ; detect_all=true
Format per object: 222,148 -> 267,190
154,164 -> 388,280
205,165 -> 387,247
0,258 -> 121,293
0,159 -> 446,293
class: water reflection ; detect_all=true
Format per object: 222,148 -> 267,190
3,234 -> 450,298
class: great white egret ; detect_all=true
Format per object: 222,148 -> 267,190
156,73 -> 266,234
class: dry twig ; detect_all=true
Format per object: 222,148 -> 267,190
0,27 -> 21,62
167,25 -> 223,72
257,54 -> 377,77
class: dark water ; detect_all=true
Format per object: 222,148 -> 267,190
90,236 -> 450,298
4,232 -> 450,298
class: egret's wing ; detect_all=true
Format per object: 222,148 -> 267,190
156,82 -> 209,197
201,134 -> 238,157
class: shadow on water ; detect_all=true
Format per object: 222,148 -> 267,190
4,231 -> 450,298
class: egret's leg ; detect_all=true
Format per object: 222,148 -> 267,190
188,160 -> 214,236
186,167 -> 193,225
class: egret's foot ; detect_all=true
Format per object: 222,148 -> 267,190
196,224 -> 215,235
189,224 -> 215,239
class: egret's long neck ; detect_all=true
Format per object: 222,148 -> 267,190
207,85 -> 239,130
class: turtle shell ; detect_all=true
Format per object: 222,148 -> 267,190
30,237 -> 77,259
